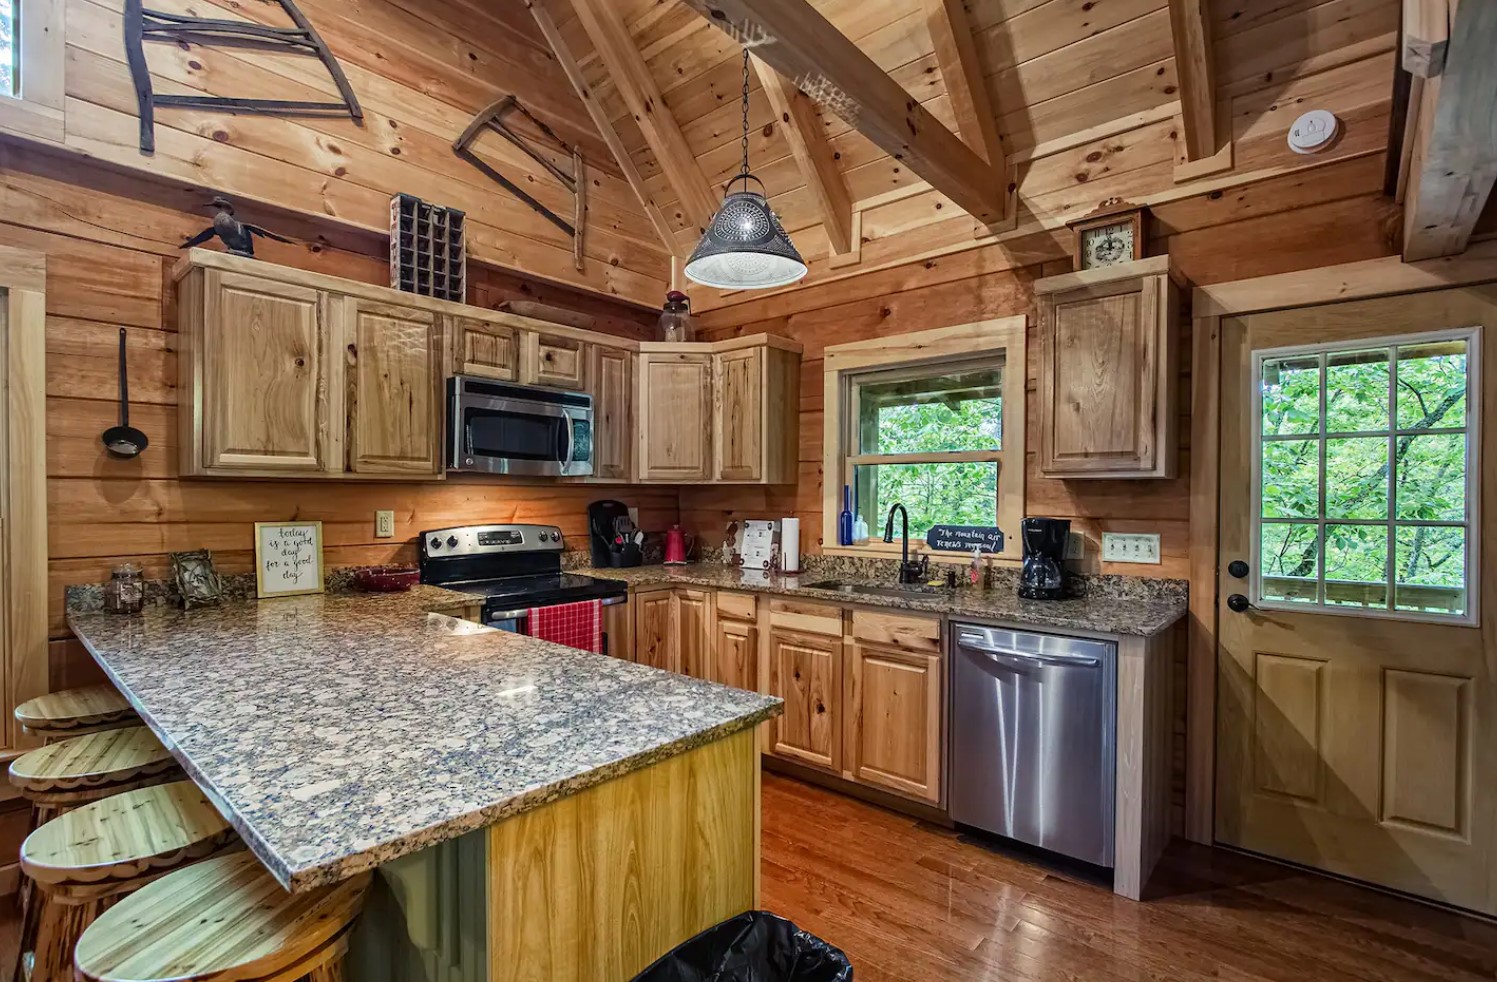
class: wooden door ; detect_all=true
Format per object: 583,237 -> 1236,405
768,628 -> 843,773
638,352 -> 713,481
345,299 -> 443,476
1216,287 -> 1496,914
846,642 -> 942,804
200,270 -> 334,473
714,347 -> 763,481
591,346 -> 633,481
1038,266 -> 1177,477
713,617 -> 758,691
632,588 -> 676,673
676,589 -> 712,680
525,332 -> 590,390
450,316 -> 518,380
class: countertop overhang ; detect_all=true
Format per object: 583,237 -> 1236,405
66,585 -> 781,893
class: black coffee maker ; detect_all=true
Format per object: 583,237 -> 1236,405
1018,517 -> 1070,600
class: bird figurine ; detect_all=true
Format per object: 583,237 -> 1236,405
181,196 -> 291,258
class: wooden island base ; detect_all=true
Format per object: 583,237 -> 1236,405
349,727 -> 761,982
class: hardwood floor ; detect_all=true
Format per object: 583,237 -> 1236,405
759,774 -> 1497,982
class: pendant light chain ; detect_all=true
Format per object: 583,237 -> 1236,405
739,48 -> 751,184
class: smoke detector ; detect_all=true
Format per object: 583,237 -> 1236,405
1287,110 -> 1339,154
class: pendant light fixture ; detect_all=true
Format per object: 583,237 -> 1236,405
684,50 -> 808,290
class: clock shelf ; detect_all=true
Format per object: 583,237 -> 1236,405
1034,256 -> 1184,479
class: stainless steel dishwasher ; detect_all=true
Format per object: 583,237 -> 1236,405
949,624 -> 1117,867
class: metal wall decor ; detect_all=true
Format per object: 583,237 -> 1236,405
453,95 -> 586,272
123,0 -> 362,154
390,193 -> 467,302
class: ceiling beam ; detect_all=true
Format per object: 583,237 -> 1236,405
1167,0 -> 1219,161
676,0 -> 1005,226
1402,0 -> 1497,261
751,56 -> 855,255
566,0 -> 719,232
921,0 -> 1004,173
526,0 -> 680,257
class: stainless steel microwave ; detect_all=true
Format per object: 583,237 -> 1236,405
447,376 -> 594,477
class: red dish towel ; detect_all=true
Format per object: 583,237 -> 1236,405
527,600 -> 603,654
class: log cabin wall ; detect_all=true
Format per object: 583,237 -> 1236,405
679,154 -> 1402,581
1,140 -> 677,685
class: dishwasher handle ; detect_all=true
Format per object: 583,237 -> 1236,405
957,633 -> 1101,667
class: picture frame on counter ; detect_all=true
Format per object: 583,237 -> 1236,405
254,521 -> 325,599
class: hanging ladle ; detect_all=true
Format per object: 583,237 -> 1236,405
102,327 -> 149,458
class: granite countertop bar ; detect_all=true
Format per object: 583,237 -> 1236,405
67,585 -> 781,893
591,564 -> 1188,637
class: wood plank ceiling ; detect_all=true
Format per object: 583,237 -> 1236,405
536,0 -> 1406,310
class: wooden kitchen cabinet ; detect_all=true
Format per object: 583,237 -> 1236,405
713,616 -> 759,691
846,641 -> 943,805
714,346 -> 764,481
344,299 -> 443,476
638,351 -> 715,481
676,589 -> 712,681
602,601 -> 633,662
524,332 -> 590,390
1035,257 -> 1181,478
633,588 -> 676,673
449,316 -> 518,381
588,345 -> 634,481
768,627 -> 844,774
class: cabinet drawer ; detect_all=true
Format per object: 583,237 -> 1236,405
769,599 -> 842,637
527,332 -> 589,389
716,590 -> 758,621
851,610 -> 941,654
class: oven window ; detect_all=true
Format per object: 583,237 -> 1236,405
464,408 -> 567,461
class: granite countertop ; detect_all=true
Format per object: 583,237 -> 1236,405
66,585 -> 781,893
589,564 -> 1188,637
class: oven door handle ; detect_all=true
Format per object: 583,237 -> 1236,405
486,595 -> 627,621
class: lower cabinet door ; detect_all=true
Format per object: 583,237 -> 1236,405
713,617 -> 758,691
768,628 -> 842,773
846,642 -> 943,804
602,601 -> 633,662
676,589 -> 711,680
632,589 -> 676,673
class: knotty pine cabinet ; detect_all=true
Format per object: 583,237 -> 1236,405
631,586 -> 711,676
1035,257 -> 1181,479
587,345 -> 634,482
345,299 -> 443,476
844,611 -> 944,805
637,351 -> 715,481
768,626 -> 845,774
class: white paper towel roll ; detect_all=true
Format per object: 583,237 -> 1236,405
780,517 -> 801,573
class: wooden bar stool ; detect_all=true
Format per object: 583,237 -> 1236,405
18,781 -> 240,982
9,726 -> 181,826
73,851 -> 370,982
15,685 -> 137,742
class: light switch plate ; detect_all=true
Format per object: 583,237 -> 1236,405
1102,532 -> 1160,564
375,510 -> 395,539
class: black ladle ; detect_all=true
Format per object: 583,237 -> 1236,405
102,327 -> 149,458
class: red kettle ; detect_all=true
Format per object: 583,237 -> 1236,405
663,525 -> 693,565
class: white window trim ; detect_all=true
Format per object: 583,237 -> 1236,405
0,0 -> 65,144
1249,326 -> 1480,626
821,316 -> 1027,562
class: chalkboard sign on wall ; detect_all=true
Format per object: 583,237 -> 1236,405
254,521 -> 325,599
925,524 -> 1005,553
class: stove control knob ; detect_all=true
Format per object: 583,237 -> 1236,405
447,535 -> 459,548
549,531 -> 561,542
429,537 -> 442,550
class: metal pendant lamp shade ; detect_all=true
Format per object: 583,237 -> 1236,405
684,51 -> 807,290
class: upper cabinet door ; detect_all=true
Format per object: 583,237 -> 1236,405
714,347 -> 764,482
451,316 -> 518,381
200,270 -> 334,474
591,346 -> 633,481
525,332 -> 590,390
1037,263 -> 1179,479
638,352 -> 714,481
345,299 -> 443,476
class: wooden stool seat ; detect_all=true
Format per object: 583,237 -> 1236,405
16,685 -> 136,738
9,726 -> 177,795
74,851 -> 370,982
22,781 -> 238,889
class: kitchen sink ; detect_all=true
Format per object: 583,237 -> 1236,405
801,580 -> 947,599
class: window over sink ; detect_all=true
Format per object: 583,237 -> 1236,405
823,317 -> 1026,561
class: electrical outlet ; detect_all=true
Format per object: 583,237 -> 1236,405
1064,530 -> 1085,561
1102,532 -> 1160,564
375,510 -> 395,539
628,506 -> 640,527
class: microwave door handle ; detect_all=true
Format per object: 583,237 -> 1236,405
464,421 -> 474,458
560,414 -> 575,465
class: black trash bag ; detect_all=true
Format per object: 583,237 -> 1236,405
631,910 -> 853,982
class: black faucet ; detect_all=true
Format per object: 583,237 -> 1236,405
882,503 -> 929,585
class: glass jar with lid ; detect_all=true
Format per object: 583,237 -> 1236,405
103,563 -> 145,615
657,290 -> 695,342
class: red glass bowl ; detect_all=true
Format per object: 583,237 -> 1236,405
351,566 -> 420,592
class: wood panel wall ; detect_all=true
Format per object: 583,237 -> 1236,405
680,154 -> 1401,581
24,0 -> 671,305
0,141 -> 676,657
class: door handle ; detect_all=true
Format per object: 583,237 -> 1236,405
1227,559 -> 1250,579
1226,594 -> 1258,613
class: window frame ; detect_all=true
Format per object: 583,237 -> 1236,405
1249,326 -> 1481,625
0,0 -> 65,144
822,316 -> 1026,562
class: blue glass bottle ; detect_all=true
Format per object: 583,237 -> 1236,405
838,485 -> 854,546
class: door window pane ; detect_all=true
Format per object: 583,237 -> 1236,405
853,461 -> 998,541
0,0 -> 14,97
1255,332 -> 1474,621
856,367 -> 1002,454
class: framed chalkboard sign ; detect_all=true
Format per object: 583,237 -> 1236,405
925,524 -> 1004,553
254,521 -> 325,599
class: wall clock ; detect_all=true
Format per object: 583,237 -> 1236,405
1067,204 -> 1148,271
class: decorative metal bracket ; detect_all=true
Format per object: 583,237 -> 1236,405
124,0 -> 363,154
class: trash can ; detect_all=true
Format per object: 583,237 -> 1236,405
631,910 -> 853,982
